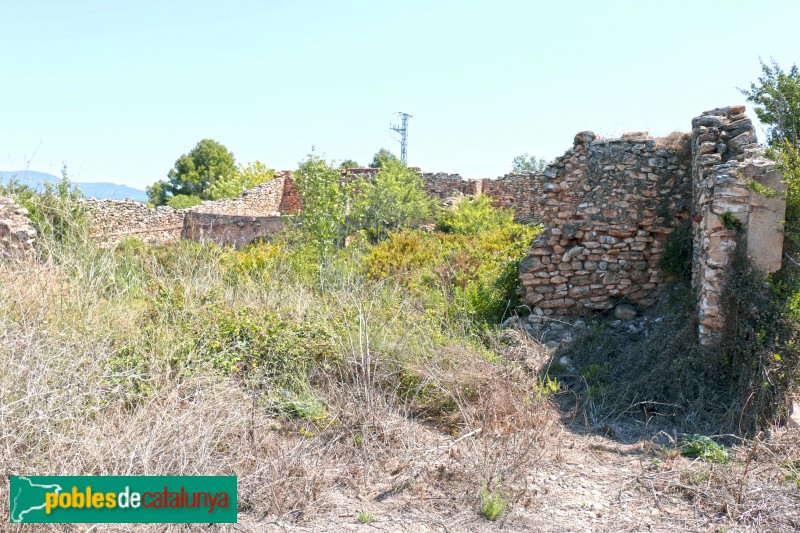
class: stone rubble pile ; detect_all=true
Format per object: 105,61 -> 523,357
504,308 -> 661,352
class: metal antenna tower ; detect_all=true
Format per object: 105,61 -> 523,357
390,112 -> 412,165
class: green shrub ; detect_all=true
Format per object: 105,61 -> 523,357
356,511 -> 375,523
166,194 -> 202,209
352,159 -> 436,242
221,240 -> 284,283
365,231 -> 440,285
294,154 -> 349,254
679,434 -> 730,464
365,223 -> 539,324
436,195 -> 514,235
480,484 -> 509,520
196,306 -> 335,383
14,167 -> 87,244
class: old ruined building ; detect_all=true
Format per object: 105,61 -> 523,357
0,105 -> 786,345
516,105 -> 785,346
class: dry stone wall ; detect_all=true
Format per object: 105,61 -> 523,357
0,196 -> 36,254
518,131 -> 693,316
690,106 -> 786,345
84,198 -> 185,244
343,168 -> 542,222
183,212 -> 285,247
83,175 -> 299,246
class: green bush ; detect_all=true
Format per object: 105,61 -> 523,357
480,484 -> 509,520
166,194 -> 202,209
679,434 -> 730,464
365,223 -> 539,324
352,159 -> 435,242
294,154 -> 349,254
12,167 -> 87,244
196,306 -> 335,383
436,195 -> 514,235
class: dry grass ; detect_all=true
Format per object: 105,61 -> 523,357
0,237 -> 559,531
655,131 -> 691,158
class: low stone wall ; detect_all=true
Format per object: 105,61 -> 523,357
83,175 -> 299,246
343,168 -> 541,222
84,198 -> 185,244
182,212 -> 285,247
0,196 -> 36,254
690,106 -> 786,345
518,130 -> 693,316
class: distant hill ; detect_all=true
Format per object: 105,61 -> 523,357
0,170 -> 148,203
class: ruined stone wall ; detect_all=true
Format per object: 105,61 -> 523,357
183,212 -> 285,247
184,175 -> 288,216
83,175 -> 298,245
690,106 -> 786,345
84,198 -> 185,244
341,168 -> 542,222
419,172 -> 474,198
276,172 -> 303,214
3,104 -> 789,348
518,131 -> 693,316
479,173 -> 543,222
0,196 -> 36,254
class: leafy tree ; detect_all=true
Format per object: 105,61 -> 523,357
148,139 -> 238,205
512,153 -> 548,172
353,159 -> 435,242
204,176 -> 245,201
166,194 -> 202,209
294,154 -> 349,253
370,148 -> 400,169
741,59 -> 800,240
239,160 -> 275,189
741,59 -> 800,147
145,180 -> 168,207
339,159 -> 360,169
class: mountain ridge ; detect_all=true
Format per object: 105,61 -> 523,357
0,170 -> 148,202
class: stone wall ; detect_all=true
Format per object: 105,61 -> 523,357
184,174 -> 291,216
518,130 -> 693,316
83,175 -> 299,246
342,168 -> 542,222
690,106 -> 786,345
478,172 -> 543,222
0,196 -> 36,254
182,212 -> 285,247
276,171 -> 303,214
84,198 -> 185,244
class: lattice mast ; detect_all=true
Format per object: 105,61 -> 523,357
390,112 -> 412,165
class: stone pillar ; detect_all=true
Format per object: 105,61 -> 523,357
689,106 -> 786,346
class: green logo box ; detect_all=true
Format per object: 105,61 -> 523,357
9,476 -> 237,524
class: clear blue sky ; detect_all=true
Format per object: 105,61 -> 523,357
1,0 -> 799,190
